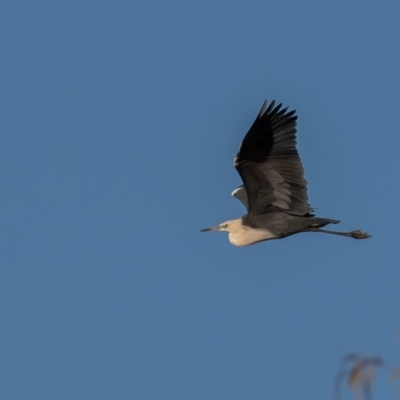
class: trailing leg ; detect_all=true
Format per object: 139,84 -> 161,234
309,228 -> 371,239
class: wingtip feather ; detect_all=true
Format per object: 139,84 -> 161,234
258,100 -> 268,117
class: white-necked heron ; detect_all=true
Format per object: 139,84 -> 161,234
201,100 -> 371,246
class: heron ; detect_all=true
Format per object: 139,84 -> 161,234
201,100 -> 371,246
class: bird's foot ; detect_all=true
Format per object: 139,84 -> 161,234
349,230 -> 371,239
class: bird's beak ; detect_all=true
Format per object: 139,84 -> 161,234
200,225 -> 223,232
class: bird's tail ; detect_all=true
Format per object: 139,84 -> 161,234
310,217 -> 340,227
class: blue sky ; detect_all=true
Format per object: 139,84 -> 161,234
1,1 -> 399,399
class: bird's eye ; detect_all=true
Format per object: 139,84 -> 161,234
221,224 -> 228,228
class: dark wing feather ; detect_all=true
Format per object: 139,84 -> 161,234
234,100 -> 309,216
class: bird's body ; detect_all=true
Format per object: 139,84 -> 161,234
222,214 -> 340,247
202,100 -> 370,246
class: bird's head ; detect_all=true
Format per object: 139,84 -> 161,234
200,219 -> 241,234
201,218 -> 276,246
201,219 -> 247,246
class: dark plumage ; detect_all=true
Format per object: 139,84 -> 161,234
201,100 -> 370,246
235,101 -> 307,215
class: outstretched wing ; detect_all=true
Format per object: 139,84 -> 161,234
234,100 -> 309,216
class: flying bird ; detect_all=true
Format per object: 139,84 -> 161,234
201,100 -> 371,246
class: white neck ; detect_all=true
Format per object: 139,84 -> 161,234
223,219 -> 277,247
